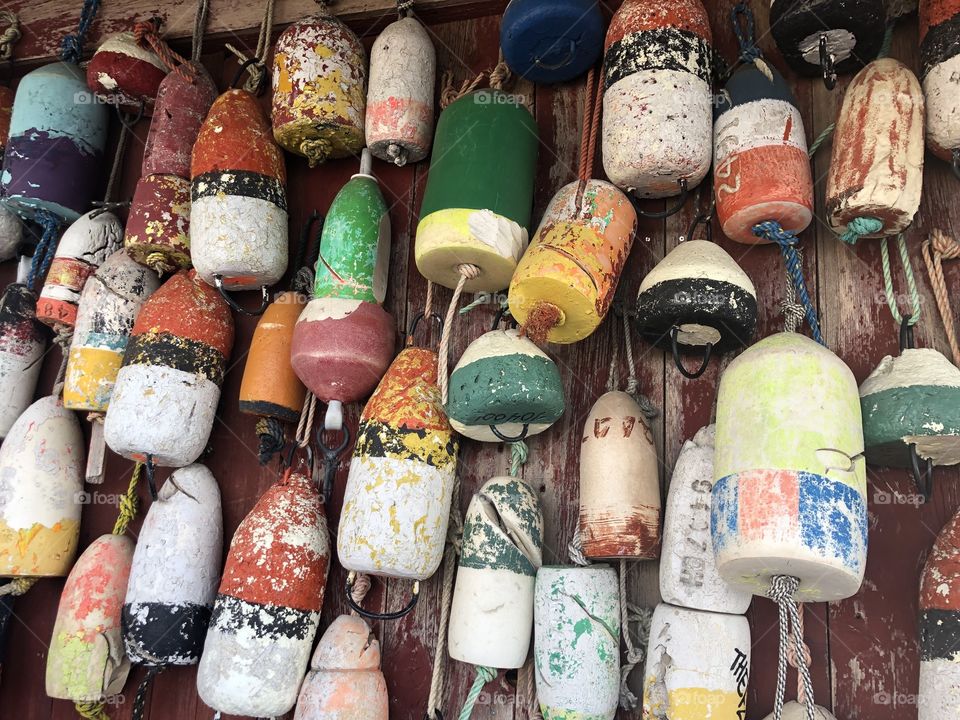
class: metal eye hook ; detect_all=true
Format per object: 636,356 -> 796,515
214,276 -> 270,316
669,326 -> 712,379
899,316 -> 915,353
315,423 -> 352,503
684,198 -> 715,243
533,40 -> 577,71
819,35 -> 838,91
489,424 -> 530,443
407,311 -> 444,349
345,572 -> 420,621
816,448 -> 864,475
635,178 -> 689,220
909,444 -> 934,503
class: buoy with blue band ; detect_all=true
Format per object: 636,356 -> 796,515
86,29 -> 168,107
921,0 -> 960,171
0,263 -> 45,440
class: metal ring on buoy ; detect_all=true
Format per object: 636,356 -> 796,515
344,572 -> 420,620
490,424 -> 530,443
315,423 -> 352,503
116,97 -> 147,133
230,57 -> 268,97
910,443 -> 934,503
533,39 -> 577,71
819,34 -> 837,91
634,178 -> 689,220
213,275 -> 270,316
684,196 -> 715,243
669,325 -> 713,380
899,316 -> 915,352
406,311 -> 444,349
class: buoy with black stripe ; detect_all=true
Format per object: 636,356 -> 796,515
0,261 -> 45,439
86,30 -> 168,106
0,86 -> 22,263
921,0 -> 960,168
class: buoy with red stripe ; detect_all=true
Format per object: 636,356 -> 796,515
0,85 -> 23,263
921,0 -> 960,167
86,30 -> 167,106
0,261 -> 45,439
197,468 -> 329,718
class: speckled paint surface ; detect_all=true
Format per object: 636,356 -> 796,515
124,174 -> 192,273
921,0 -> 960,159
143,65 -> 217,178
0,283 -> 45,438
86,31 -> 167,104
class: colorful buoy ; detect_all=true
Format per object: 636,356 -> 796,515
86,31 -> 167,105
124,174 -> 192,274
921,0 -> 960,163
579,391 -> 661,559
0,281 -> 45,439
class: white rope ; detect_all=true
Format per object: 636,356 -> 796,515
192,0 -> 210,62
438,264 -> 480,406
567,528 -> 590,567
225,0 -> 275,92
618,560 -> 645,709
768,576 -> 816,720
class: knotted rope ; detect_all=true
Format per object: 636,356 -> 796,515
457,665 -> 497,720
880,232 -> 921,327
74,701 -> 110,720
348,572 -> 371,613
134,18 -> 196,80
839,216 -> 883,245
732,3 -> 774,81
0,577 -> 37,597
0,11 -> 21,61
397,0 -> 415,18
256,416 -> 286,465
192,0 -> 210,62
768,576 -> 816,720
112,463 -> 142,536
510,440 -> 528,478
438,263 -> 481,406
618,560 -> 648,710
922,229 -> 960,366
781,247 -> 806,333
26,210 -> 62,294
226,0 -> 275,93
61,0 -> 102,65
567,527 -> 590,567
439,50 -> 512,109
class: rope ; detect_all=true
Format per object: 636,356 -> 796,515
52,329 -> 72,398
0,577 -> 37,597
192,0 -> 210,62
74,702 -> 110,720
768,576 -> 816,720
839,216 -> 883,245
60,0 -> 102,65
26,210 -> 62,294
880,233 -> 921,326
134,19 -> 196,80
226,0 -> 275,93
144,251 -> 173,277
104,120 -> 131,205
438,264 -> 480,406
922,229 -> 960,366
295,392 -> 318,449
348,572 -> 371,614
457,666 -> 497,720
131,665 -> 161,720
577,67 -> 604,184
510,440 -> 528,477
786,603 -> 813,705
424,281 -> 434,319
112,463 -> 142,536
731,3 -> 774,80
618,560 -> 644,710
807,123 -> 835,158
397,0 -> 414,17
518,657 -> 544,720
781,246 -> 807,333
488,49 -> 511,91
567,528 -> 590,567
256,416 -> 286,465
0,11 -> 21,61
440,50 -> 511,109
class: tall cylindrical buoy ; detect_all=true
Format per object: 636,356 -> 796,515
579,391 -> 661,559
921,0 -> 960,162
0,396 -> 83,576
2,63 -> 109,222
508,179 -> 637,344
0,282 -> 45,439
366,16 -> 435,166
448,477 -> 543,669
338,347 -> 458,580
711,333 -> 868,601
104,269 -> 234,467
826,59 -> 925,239
124,174 -> 193,274
416,91 -> 539,292
446,328 -> 565,443
714,63 -> 814,243
0,84 -> 23,261
602,0 -> 714,198
534,566 -> 620,719
293,615 -> 389,720
86,31 -> 167,106
143,65 -> 218,178
197,470 -> 329,718
123,464 -> 222,666
191,89 -> 288,291
272,11 -> 367,165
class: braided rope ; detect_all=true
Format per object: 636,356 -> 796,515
781,247 -> 806,333
786,603 -> 813,704
438,264 -> 480,406
457,666 -> 497,720
510,440 -> 528,478
0,11 -> 21,61
348,572 -> 371,613
839,216 -> 883,245
0,577 -> 37,597
768,576 -> 816,720
112,463 -> 142,536
27,211 -> 62,293
192,0 -> 210,62
921,230 -> 960,366
134,19 -> 195,80
618,559 -> 644,709
75,702 -> 110,720
60,0 -> 102,65
397,0 -> 415,17
131,665 -> 161,720
226,0 -> 275,93
731,3 -> 774,80
255,416 -> 286,465
567,527 -> 590,567
880,233 -> 921,326
295,392 -> 318,449
807,123 -> 836,158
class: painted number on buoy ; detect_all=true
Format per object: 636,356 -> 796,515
586,415 -> 653,444
731,647 -> 748,719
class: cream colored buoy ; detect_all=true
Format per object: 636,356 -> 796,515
921,1 -> 960,163
0,277 -> 45,439
0,208 -> 23,263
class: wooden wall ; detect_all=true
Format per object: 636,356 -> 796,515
1,1 -> 959,719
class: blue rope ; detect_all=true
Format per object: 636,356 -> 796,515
60,0 -> 101,65
732,2 -> 762,62
753,221 -> 826,347
26,210 -> 62,293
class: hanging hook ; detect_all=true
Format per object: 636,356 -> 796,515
899,316 -> 915,353
115,97 -> 146,132
230,57 -> 268,96
952,148 -> 960,183
214,276 -> 270,316
909,443 -> 934,503
819,35 -> 837,91
489,424 -> 530,443
533,40 -> 577,71
684,195 -> 715,243
406,311 -> 444,348
345,572 -> 420,621
315,423 -> 351,503
634,178 -> 689,220
284,440 -> 313,473
89,200 -> 131,219
491,306 -> 517,331
144,454 -> 158,501
669,325 -> 713,379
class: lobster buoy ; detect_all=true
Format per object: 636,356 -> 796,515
123,464 -> 222,666
500,0 -> 605,84
124,174 -> 192,274
293,615 -> 389,720
272,10 -> 367,165
534,566 -> 620,719
602,0 -> 714,199
446,328 -> 565,443
45,534 -> 133,703
579,391 -> 661,559
86,31 -> 167,106
826,59 -> 925,239
0,86 -> 21,262
642,603 -> 751,718
0,396 -> 83,576
508,179 -> 637,344
35,210 -> 123,332
338,347 -> 457,581
661,425 -> 752,614
416,91 -> 539,293
764,703 -> 838,720
0,280 -> 45,439
2,63 -> 109,222
367,15 -> 435,166
143,65 -> 218,178
714,63 -> 814,244
711,333 -> 868,601
197,470 -> 329,718
921,0 -> 960,163
64,249 -> 161,412
104,269 -> 234,468
448,477 -> 543,668
191,89 -> 288,293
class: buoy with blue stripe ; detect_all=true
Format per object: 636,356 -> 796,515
0,262 -> 45,439
921,0 -> 960,166
86,30 -> 168,106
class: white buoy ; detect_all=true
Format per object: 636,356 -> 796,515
0,206 -> 23,262
0,276 -> 45,440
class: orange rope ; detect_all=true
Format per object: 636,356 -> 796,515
922,229 -> 960,367
577,67 -> 595,183
586,68 -> 603,181
134,19 -> 196,81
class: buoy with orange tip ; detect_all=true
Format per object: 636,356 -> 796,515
921,0 -> 960,173
0,258 -> 45,440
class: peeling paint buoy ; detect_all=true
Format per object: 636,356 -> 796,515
0,279 -> 45,439
0,84 -> 23,260
86,31 -> 167,106
125,174 -> 193,275
921,0 -> 960,164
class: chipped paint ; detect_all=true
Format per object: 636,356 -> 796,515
124,174 -> 192,272
0,284 -> 45,438
143,64 -> 217,178
86,31 -> 168,105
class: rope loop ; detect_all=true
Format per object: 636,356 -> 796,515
0,11 -> 21,62
112,463 -> 142,535
60,0 -> 102,65
839,216 -> 883,245
457,666 -> 497,720
731,2 -> 761,62
26,210 -> 62,294
922,229 -> 960,366
768,575 -> 817,720
880,233 -> 921,328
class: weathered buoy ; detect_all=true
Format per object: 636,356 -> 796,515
197,470 -> 329,718
579,391 -> 661,559
711,333 -> 868,601
508,179 -> 637,344
714,63 -> 814,244
0,280 -> 45,439
921,0 -> 960,163
35,210 -> 123,332
642,602 -> 751,719
293,614 -> 389,720
45,534 -> 133,703
0,396 -> 83,576
660,425 -> 752,614
191,88 -> 288,293
272,10 -> 367,165
86,31 -> 167,106
764,702 -> 839,720
0,206 -> 22,263
826,59 -> 925,239
104,269 -> 234,468
123,464 -> 222,666
534,565 -> 620,719
64,249 -> 161,413
602,0 -> 714,199
416,90 -> 539,293
448,477 -> 543,669
2,62 -> 109,222
446,328 -> 565,443
366,15 -> 435,166
124,174 -> 192,274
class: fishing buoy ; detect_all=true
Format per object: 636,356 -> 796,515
124,175 -> 192,274
448,477 -> 543,669
2,62 -> 109,222
534,565 -> 620,719
0,280 -> 45,439
293,615 -> 389,720
0,206 -> 22,263
35,210 -> 123,332
272,10 -> 367,165
826,59 -> 924,239
45,534 -> 133,702
64,249 -> 161,412
919,508 -> 960,720
714,62 -> 814,244
191,89 -> 288,294
508,179 -> 637,344
0,396 -> 83,576
660,425 -> 752,614
123,464 -> 222,666
197,470 -> 329,718
416,90 -> 539,293
86,31 -> 167,105
366,15 -> 435,166
500,0 -> 605,84
602,0 -> 714,199
642,603 -> 751,719
579,391 -> 661,559
921,0 -> 960,164
711,333 -> 868,601
104,269 -> 234,468
446,328 -> 565,443
764,703 -> 838,720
